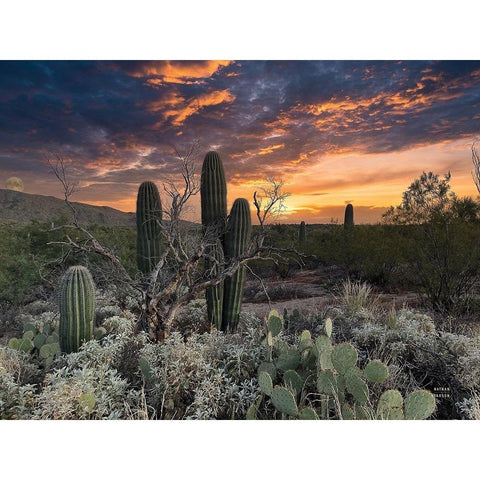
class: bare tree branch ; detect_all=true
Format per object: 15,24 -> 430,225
472,140 -> 480,194
253,177 -> 290,230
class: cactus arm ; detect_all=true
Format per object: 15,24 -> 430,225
222,198 -> 251,332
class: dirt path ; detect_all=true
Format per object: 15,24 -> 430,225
242,267 -> 420,318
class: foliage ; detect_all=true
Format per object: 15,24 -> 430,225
335,279 -> 378,318
382,171 -> 480,311
383,172 -> 456,225
0,220 -> 136,305
139,329 -> 264,419
0,347 -> 38,419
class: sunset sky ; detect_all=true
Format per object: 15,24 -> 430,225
1,60 -> 480,223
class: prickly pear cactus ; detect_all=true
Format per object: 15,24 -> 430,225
267,310 -> 283,336
258,371 -> 274,396
283,370 -> 303,395
376,390 -> 404,420
250,309 -> 435,421
276,349 -> 301,372
8,320 -> 60,367
331,343 -> 358,374
317,370 -> 337,395
325,317 -> 333,338
271,386 -> 298,417
58,265 -> 95,353
8,337 -> 33,353
364,360 -> 389,383
345,370 -> 369,405
299,407 -> 318,420
404,390 -> 436,420
258,361 -> 276,380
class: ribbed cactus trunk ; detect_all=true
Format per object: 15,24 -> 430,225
344,203 -> 354,229
201,151 -> 227,330
343,203 -> 354,271
299,221 -> 306,243
136,181 -> 163,275
222,198 -> 251,332
58,266 -> 95,353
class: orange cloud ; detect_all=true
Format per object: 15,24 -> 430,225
258,143 -> 285,155
276,74 -> 472,142
301,95 -> 384,116
147,90 -> 186,112
129,60 -> 233,84
161,89 -> 236,125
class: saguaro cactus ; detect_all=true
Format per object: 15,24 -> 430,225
136,181 -> 162,275
344,203 -> 354,229
59,266 -> 95,353
201,151 -> 227,329
299,221 -> 306,243
222,198 -> 251,332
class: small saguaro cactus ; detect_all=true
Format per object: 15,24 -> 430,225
58,266 -> 95,353
299,221 -> 306,243
222,198 -> 252,332
136,181 -> 163,275
344,203 -> 354,229
201,151 -> 227,330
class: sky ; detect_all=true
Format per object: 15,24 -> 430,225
1,60 -> 480,224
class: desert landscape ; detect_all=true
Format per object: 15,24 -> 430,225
2,60 -> 480,420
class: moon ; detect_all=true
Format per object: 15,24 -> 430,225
5,177 -> 24,192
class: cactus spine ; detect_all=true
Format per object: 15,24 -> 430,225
58,266 -> 95,353
136,181 -> 162,275
201,151 -> 227,330
222,198 -> 251,331
299,221 -> 306,243
344,203 -> 354,229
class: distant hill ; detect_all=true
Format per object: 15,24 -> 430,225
0,189 -> 135,226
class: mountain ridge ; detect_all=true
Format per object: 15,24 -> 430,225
0,189 -> 135,226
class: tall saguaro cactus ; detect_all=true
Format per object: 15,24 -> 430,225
136,181 -> 162,275
344,203 -> 354,229
299,221 -> 306,243
222,198 -> 251,332
201,151 -> 227,329
59,265 -> 95,353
